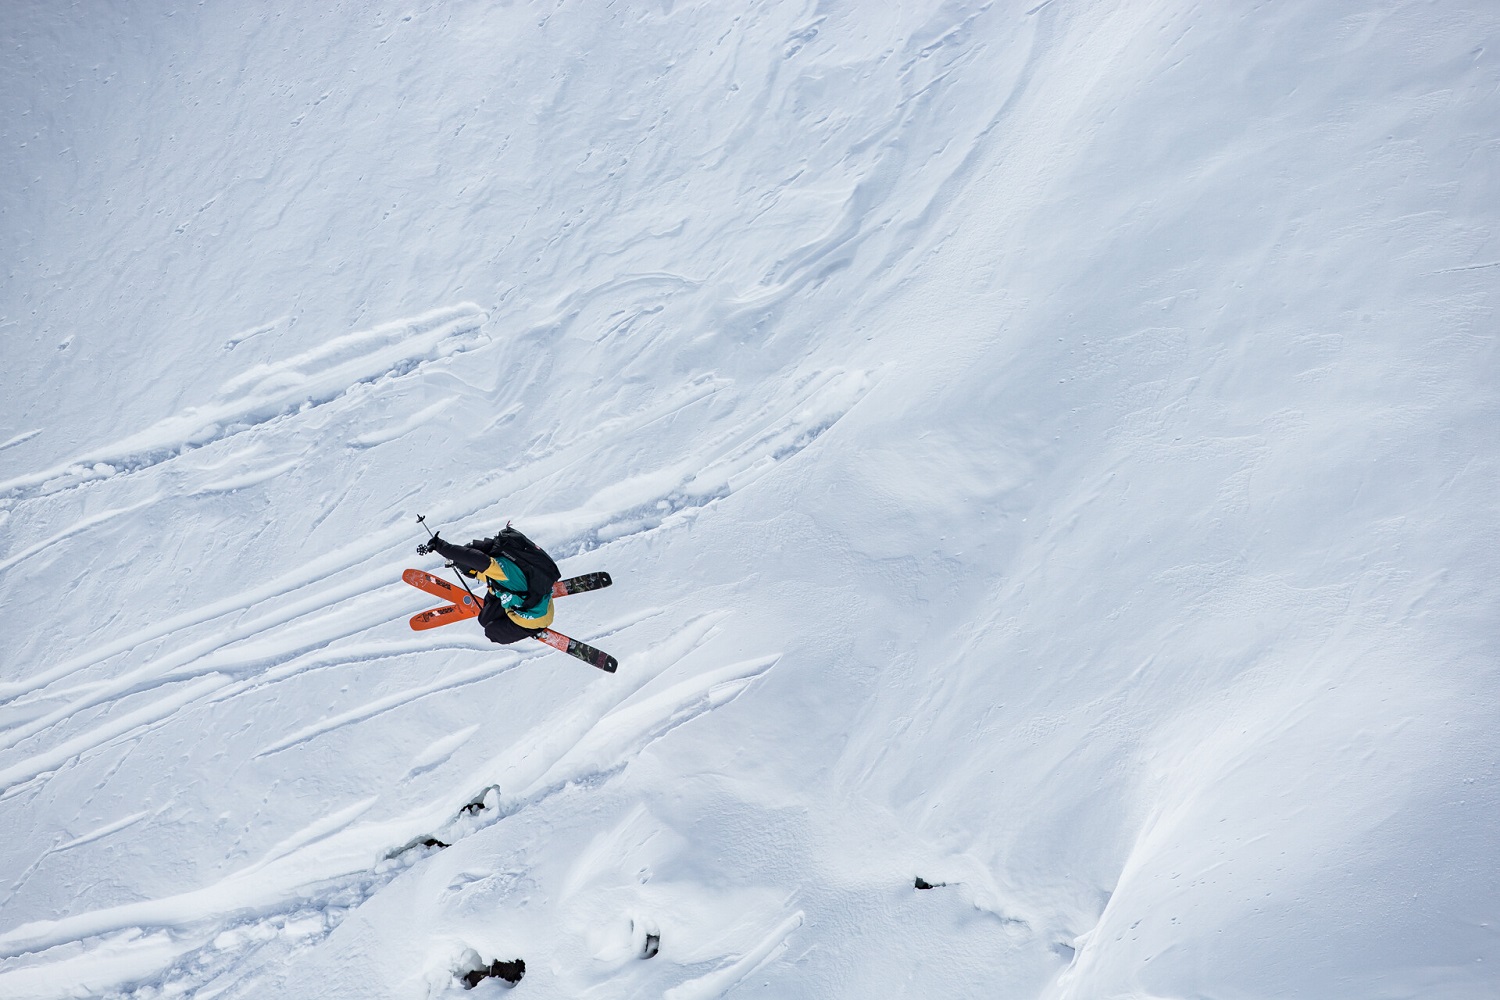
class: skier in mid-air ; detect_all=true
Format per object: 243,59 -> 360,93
417,525 -> 560,644
405,519 -> 616,671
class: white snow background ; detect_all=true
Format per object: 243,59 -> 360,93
2,2 -> 1497,998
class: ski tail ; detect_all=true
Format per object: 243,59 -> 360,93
533,629 -> 617,673
410,603 -> 479,630
552,572 -> 612,598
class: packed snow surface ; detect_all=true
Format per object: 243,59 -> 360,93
2,2 -> 1497,998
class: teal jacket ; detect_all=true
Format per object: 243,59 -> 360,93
464,552 -> 554,627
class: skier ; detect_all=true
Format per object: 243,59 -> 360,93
417,525 -> 561,645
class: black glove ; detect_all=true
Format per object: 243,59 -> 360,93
417,532 -> 446,557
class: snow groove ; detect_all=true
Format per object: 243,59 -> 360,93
0,620 -> 779,999
0,498 -> 161,576
549,368 -> 872,560
664,911 -> 805,1000
0,458 -> 762,800
0,304 -> 488,500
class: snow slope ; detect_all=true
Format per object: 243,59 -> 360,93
2,1 -> 1497,997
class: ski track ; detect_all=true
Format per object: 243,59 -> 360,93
664,911 -> 806,1000
0,578 -> 391,761
400,724 -> 480,780
460,360 -> 869,557
0,305 -> 488,502
0,324 -> 859,704
0,540 -> 414,706
253,608 -> 668,759
189,454 -> 304,495
252,657 -> 528,758
0,622 -> 780,1000
0,429 -> 43,453
0,459 -> 735,799
0,497 -> 162,576
0,585 -> 666,801
0,808 -> 159,912
503,367 -> 872,561
348,397 -> 454,449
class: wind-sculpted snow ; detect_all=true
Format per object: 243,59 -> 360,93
2,1 -> 1497,998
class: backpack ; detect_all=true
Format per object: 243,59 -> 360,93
469,525 -> 561,610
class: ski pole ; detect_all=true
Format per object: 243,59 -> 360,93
416,514 -> 482,603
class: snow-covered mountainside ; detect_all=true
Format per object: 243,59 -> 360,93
2,2 -> 1496,997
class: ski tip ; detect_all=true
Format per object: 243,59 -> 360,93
600,571 -> 612,586
600,656 -> 618,673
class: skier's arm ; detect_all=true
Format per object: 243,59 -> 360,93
426,537 -> 491,575
428,538 -> 527,591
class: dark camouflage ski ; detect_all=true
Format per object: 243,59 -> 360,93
552,571 -> 612,597
533,628 -> 618,673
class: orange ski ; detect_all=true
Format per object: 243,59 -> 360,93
409,602 -> 480,631
403,568 -> 476,605
403,568 -> 617,671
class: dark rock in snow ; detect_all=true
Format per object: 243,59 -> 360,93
461,958 -> 525,990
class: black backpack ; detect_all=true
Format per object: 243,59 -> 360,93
469,525 -> 561,610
